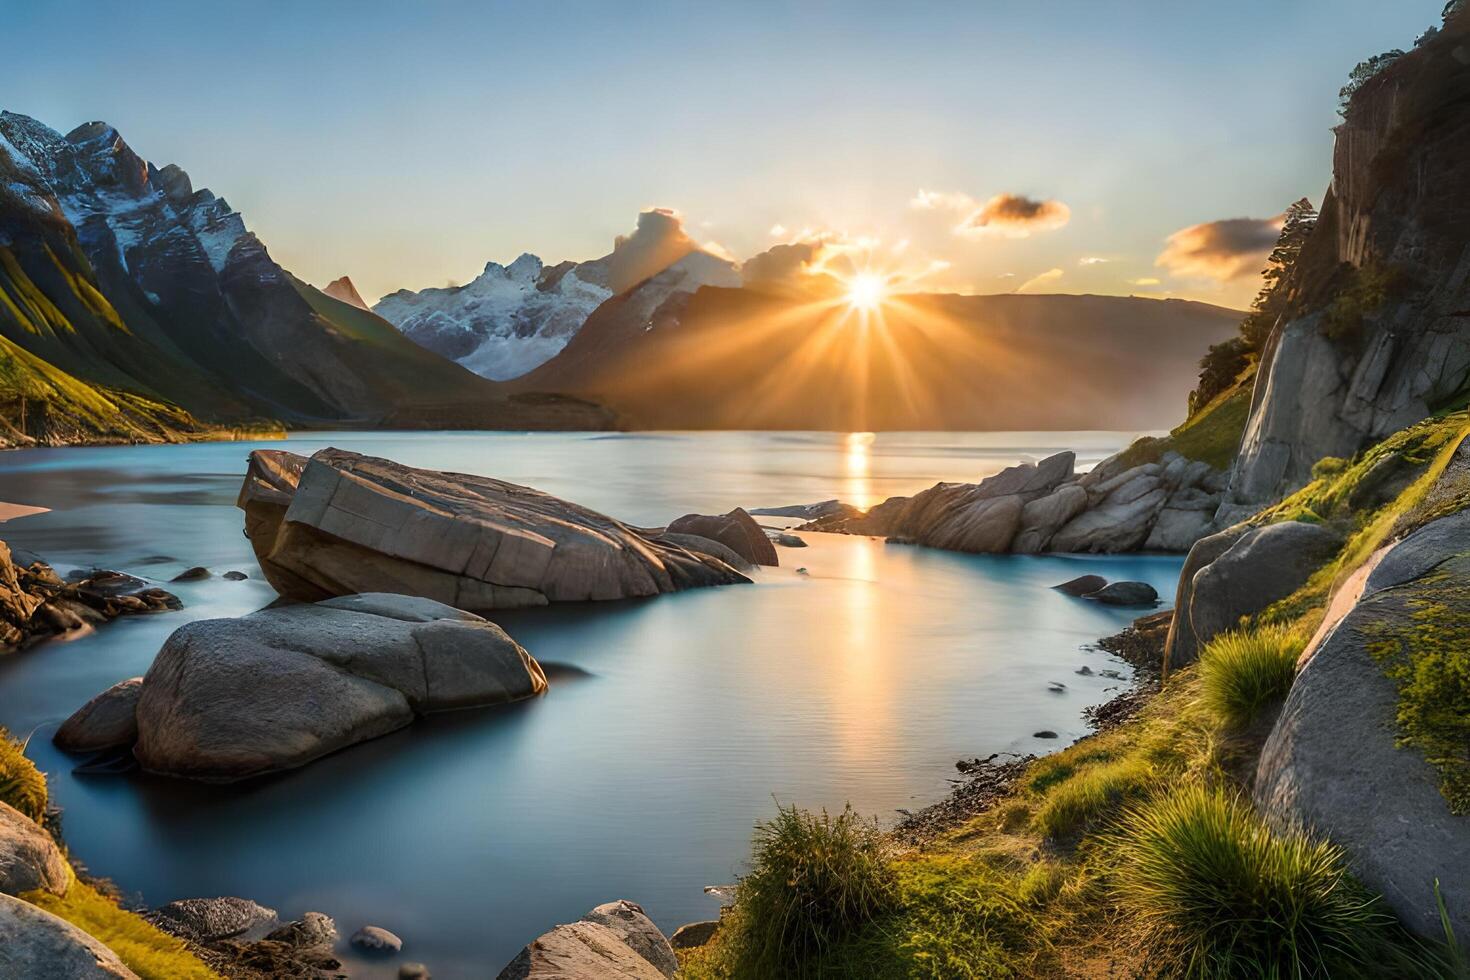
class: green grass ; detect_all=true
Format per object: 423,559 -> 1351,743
0,727 -> 47,822
1169,376 -> 1254,470
25,876 -> 221,980
1031,756 -> 1155,840
1199,625 -> 1306,729
1110,784 -> 1393,979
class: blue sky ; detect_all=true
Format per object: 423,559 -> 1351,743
4,0 -> 1446,305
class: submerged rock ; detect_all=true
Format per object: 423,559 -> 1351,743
774,532 -> 807,548
0,541 -> 179,651
133,593 -> 547,781
170,566 -> 210,582
0,893 -> 138,978
54,678 -> 142,753
1085,581 -> 1158,607
351,925 -> 403,953
1051,574 -> 1107,597
239,449 -> 749,611
497,900 -> 675,979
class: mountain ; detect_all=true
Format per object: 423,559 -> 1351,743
322,275 -> 369,310
1228,11 -> 1470,505
0,111 -> 611,439
373,210 -> 736,381
511,283 -> 1242,430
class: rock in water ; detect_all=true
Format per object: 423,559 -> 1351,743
1052,574 -> 1107,597
133,594 -> 548,781
351,925 -> 403,953
0,893 -> 138,978
497,900 -> 675,979
1085,581 -> 1158,607
54,677 -> 143,752
239,449 -> 749,611
667,509 -> 779,567
0,802 -> 68,896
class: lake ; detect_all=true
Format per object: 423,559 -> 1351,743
0,430 -> 1183,977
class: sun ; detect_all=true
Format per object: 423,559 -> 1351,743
845,272 -> 888,311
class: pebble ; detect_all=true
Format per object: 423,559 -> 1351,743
1033,730 -> 1058,739
1047,682 -> 1067,693
351,925 -> 403,953
170,566 -> 211,582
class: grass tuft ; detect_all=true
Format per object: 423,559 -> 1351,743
716,802 -> 897,977
0,727 -> 47,822
1199,625 -> 1305,729
1111,784 -> 1391,979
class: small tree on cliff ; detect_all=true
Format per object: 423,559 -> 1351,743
1240,198 -> 1318,351
1187,199 -> 1318,416
1338,50 -> 1405,117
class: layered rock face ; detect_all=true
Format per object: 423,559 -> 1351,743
1255,505 -> 1470,938
497,900 -> 677,980
804,450 -> 1227,554
1230,14 -> 1470,504
131,593 -> 548,780
239,448 -> 750,610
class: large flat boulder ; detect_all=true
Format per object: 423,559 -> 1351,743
0,893 -> 138,979
133,593 -> 548,781
497,900 -> 675,979
1255,525 -> 1470,938
239,449 -> 749,612
0,801 -> 67,896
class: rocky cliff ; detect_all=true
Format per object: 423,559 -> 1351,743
1229,13 -> 1470,504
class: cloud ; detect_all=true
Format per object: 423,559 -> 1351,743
741,241 -> 826,287
769,223 -> 788,238
1129,277 -> 1161,286
1078,256 -> 1109,266
1154,215 -> 1284,282
913,189 -> 1071,239
606,207 -> 699,292
1015,267 -> 1064,293
957,194 -> 1071,238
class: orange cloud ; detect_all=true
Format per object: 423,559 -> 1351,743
1155,215 -> 1284,281
957,194 -> 1071,239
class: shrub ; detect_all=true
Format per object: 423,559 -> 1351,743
1199,625 -> 1305,728
720,802 -> 897,977
1321,262 -> 1401,344
1111,785 -> 1391,978
0,728 -> 46,822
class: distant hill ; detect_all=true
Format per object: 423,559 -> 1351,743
0,111 -> 611,442
511,284 -> 1243,431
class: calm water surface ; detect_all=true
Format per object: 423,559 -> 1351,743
0,431 -> 1182,977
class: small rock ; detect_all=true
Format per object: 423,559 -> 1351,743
795,567 -> 809,575
399,964 -> 431,980
1099,669 -> 1123,680
54,678 -> 143,753
1052,574 -> 1107,596
222,570 -> 249,581
170,567 -> 211,582
352,925 -> 403,953
147,897 -> 279,943
1033,730 -> 1058,739
1047,682 -> 1066,693
1085,581 -> 1159,607
266,911 -> 337,949
1075,665 -> 1094,675
774,533 -> 807,548
669,920 -> 720,950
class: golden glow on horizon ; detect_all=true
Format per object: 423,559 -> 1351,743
844,272 -> 889,311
